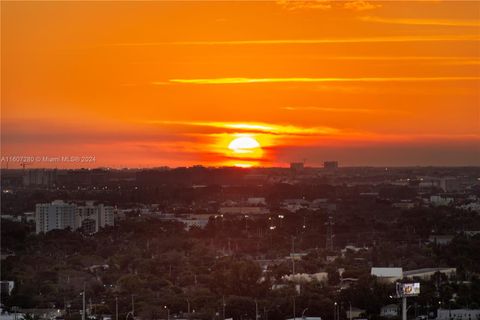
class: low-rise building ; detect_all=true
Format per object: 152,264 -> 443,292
247,197 -> 266,205
430,195 -> 454,207
219,206 -> 269,215
23,212 -> 35,223
371,267 -> 403,283
403,267 -> 456,280
178,218 -> 209,230
429,235 -> 455,245
392,201 -> 415,209
437,309 -> 480,320
0,281 -> 14,296
380,304 -> 399,318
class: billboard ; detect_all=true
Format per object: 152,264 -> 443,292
396,282 -> 420,297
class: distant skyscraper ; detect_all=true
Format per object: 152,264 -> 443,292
35,200 -> 114,234
324,161 -> 338,170
290,162 -> 304,172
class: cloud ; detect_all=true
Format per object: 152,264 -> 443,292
344,1 -> 381,11
359,16 -> 480,27
277,0 -> 381,11
147,120 -> 339,136
282,106 -> 376,113
166,76 -> 480,85
276,0 -> 331,11
109,34 -> 480,47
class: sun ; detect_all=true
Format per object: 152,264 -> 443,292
228,136 -> 261,154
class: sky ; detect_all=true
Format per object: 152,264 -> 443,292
2,0 -> 479,168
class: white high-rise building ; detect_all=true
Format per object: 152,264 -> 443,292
35,200 -> 77,234
77,201 -> 115,234
35,200 -> 114,234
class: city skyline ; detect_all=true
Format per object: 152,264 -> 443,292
2,1 -> 480,168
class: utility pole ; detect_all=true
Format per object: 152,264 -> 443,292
293,296 -> 296,320
82,283 -> 86,320
164,306 -> 169,320
12,307 -> 18,320
115,297 -> 118,320
255,299 -> 258,320
402,296 -> 407,320
89,298 -> 92,318
325,216 -> 334,250
222,296 -> 226,320
291,236 -> 296,275
131,295 -> 135,317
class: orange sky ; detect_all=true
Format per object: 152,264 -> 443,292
2,0 -> 479,168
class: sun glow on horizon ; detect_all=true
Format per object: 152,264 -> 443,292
3,1 -> 480,168
224,136 -> 263,168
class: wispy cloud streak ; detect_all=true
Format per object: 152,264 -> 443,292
146,120 -> 338,136
360,16 -> 480,27
344,1 -> 381,11
164,76 -> 480,85
108,35 -> 480,47
283,106 -> 376,113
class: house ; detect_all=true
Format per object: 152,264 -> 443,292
340,278 -> 359,290
247,197 -> 266,205
0,281 -> 14,296
429,235 -> 455,245
437,309 -> 480,320
380,304 -> 399,318
464,230 -> 480,237
430,195 -> 454,207
0,308 -> 25,320
371,267 -> 403,283
18,309 -> 63,320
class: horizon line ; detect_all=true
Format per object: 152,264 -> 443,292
2,164 -> 480,171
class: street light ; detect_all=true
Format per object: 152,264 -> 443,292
115,297 -> 118,320
80,284 -> 86,320
186,298 -> 191,315
164,306 -> 169,320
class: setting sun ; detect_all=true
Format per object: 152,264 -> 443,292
228,137 -> 261,154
